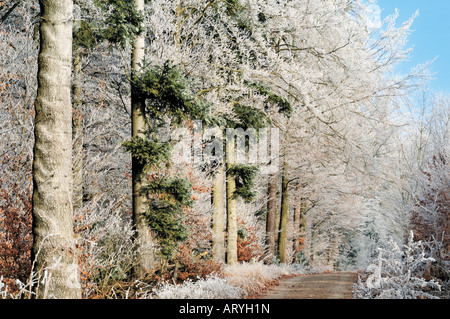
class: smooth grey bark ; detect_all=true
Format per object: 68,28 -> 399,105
212,163 -> 226,262
72,50 -> 83,213
265,173 -> 278,263
32,0 -> 81,299
226,133 -> 237,265
293,185 -> 306,262
131,0 -> 155,277
278,161 -> 289,264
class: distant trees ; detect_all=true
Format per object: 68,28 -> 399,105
142,0 -> 277,266
273,0 -> 423,267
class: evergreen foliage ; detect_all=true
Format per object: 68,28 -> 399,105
144,177 -> 193,259
146,177 -> 194,208
222,0 -> 254,32
95,0 -> 144,48
122,137 -> 171,166
223,0 -> 243,17
245,81 -> 293,117
228,164 -> 259,203
125,60 -> 216,261
73,20 -> 99,50
133,60 -> 215,125
73,0 -> 147,51
229,103 -> 271,130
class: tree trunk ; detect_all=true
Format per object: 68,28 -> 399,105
278,161 -> 289,264
226,133 -> 237,265
293,188 -> 307,262
265,173 -> 277,263
293,191 -> 301,262
212,163 -> 226,262
32,0 -> 81,299
131,0 -> 154,277
72,50 -> 83,213
300,200 -> 307,251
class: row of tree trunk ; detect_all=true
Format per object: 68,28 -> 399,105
32,0 -> 152,299
211,158 -> 307,265
31,0 -> 307,298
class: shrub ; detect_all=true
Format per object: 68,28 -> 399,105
223,262 -> 300,297
237,224 -> 264,263
354,231 -> 442,299
144,262 -> 300,299
151,274 -> 242,299
74,196 -> 137,298
0,157 -> 33,285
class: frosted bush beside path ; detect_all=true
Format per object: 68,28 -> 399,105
354,231 -> 442,299
151,262 -> 303,299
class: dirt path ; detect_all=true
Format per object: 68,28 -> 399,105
259,271 -> 359,299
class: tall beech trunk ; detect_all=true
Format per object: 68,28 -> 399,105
32,0 -> 81,298
72,50 -> 83,213
293,195 -> 301,261
293,187 -> 307,262
212,163 -> 226,262
265,173 -> 277,263
278,161 -> 289,264
131,0 -> 154,277
226,133 -> 237,265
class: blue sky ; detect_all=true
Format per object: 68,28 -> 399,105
377,0 -> 450,93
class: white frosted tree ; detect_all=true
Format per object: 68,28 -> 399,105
253,0 -> 426,266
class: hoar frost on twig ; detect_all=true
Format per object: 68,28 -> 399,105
354,231 -> 441,299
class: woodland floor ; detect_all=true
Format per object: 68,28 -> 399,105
257,271 -> 359,299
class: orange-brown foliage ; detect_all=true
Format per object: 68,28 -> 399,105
0,155 -> 33,284
237,223 -> 264,263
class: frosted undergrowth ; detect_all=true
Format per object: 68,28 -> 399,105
0,276 -> 9,299
151,262 -> 303,299
223,262 -> 303,296
152,274 -> 243,299
0,276 -> 35,299
354,231 -> 442,299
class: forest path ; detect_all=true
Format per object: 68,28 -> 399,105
258,271 -> 358,299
